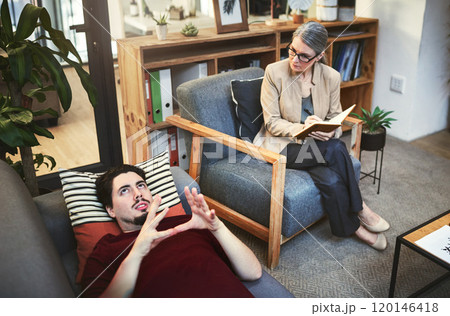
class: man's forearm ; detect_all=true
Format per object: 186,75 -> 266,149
212,222 -> 262,281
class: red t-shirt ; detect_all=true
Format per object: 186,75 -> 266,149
81,215 -> 253,298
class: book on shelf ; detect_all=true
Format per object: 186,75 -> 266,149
352,40 -> 365,80
332,40 -> 364,81
294,104 -> 356,139
328,30 -> 364,37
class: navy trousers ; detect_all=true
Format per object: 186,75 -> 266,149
281,138 -> 362,237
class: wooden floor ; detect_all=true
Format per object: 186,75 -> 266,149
410,129 -> 450,160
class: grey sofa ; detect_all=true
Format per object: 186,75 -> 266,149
0,159 -> 293,297
167,67 -> 362,268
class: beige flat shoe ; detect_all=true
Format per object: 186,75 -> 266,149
359,216 -> 390,233
368,233 -> 387,251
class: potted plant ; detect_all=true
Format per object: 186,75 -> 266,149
152,13 -> 169,40
351,106 -> 397,151
0,0 -> 97,196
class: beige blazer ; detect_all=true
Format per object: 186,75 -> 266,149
253,59 -> 343,153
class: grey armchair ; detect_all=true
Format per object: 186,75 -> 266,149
167,67 -> 363,268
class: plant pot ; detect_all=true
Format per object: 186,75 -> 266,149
155,24 -> 168,40
361,127 -> 386,151
292,14 -> 304,24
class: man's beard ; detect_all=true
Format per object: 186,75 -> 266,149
133,212 -> 148,226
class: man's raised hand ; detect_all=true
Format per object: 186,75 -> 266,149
131,195 -> 176,259
174,187 -> 222,233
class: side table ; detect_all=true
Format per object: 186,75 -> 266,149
389,210 -> 450,297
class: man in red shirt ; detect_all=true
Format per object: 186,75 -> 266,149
81,165 -> 262,297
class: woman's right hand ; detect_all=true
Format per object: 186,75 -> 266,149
304,115 -> 322,127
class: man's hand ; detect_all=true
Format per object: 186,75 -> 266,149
174,187 -> 222,233
130,195 -> 177,260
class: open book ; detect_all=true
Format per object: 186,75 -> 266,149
294,104 -> 356,139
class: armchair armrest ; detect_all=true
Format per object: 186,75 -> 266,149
166,115 -> 284,164
166,115 -> 286,268
343,116 -> 363,160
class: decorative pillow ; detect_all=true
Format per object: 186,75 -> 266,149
231,77 -> 264,141
59,151 -> 185,282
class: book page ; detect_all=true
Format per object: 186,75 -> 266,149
415,225 -> 450,264
329,104 -> 356,124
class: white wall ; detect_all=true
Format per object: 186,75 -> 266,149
356,0 -> 449,141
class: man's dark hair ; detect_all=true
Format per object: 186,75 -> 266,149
96,164 -> 146,208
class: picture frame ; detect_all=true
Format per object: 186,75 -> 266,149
212,0 -> 249,34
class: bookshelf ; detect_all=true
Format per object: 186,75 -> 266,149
117,18 -> 378,163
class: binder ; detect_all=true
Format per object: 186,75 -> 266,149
177,128 -> 189,170
150,129 -> 168,157
343,41 -> 359,82
150,71 -> 163,123
159,68 -> 173,121
171,62 -> 208,108
353,40 -> 365,80
145,71 -> 154,124
167,126 -> 179,167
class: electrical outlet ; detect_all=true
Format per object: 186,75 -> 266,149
390,74 -> 405,94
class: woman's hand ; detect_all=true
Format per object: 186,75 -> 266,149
309,130 -> 335,141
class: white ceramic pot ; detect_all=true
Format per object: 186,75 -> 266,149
155,24 -> 168,40
316,0 -> 338,21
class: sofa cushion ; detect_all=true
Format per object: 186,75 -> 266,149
58,151 -> 185,282
231,77 -> 264,141
199,153 -> 361,238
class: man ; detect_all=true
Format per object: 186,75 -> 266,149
81,165 -> 262,297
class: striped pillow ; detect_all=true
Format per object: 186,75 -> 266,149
59,151 -> 181,227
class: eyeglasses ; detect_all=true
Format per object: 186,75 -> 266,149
286,41 -> 319,63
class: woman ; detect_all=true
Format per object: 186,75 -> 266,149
253,21 -> 389,250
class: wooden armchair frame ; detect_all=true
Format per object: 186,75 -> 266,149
166,115 -> 362,268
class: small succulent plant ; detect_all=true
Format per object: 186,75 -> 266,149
181,22 -> 199,37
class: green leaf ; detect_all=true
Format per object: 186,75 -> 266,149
0,0 -> 13,42
14,3 -> 43,41
32,107 -> 58,118
9,110 -> 33,125
30,122 -> 54,139
39,9 -> 82,64
18,127 -> 39,146
0,117 -> 26,147
7,44 -> 32,88
28,45 -> 72,111
63,58 -> 98,108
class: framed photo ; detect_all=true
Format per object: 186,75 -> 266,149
212,0 -> 249,34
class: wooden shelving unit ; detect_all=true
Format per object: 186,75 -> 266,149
117,18 -> 378,163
